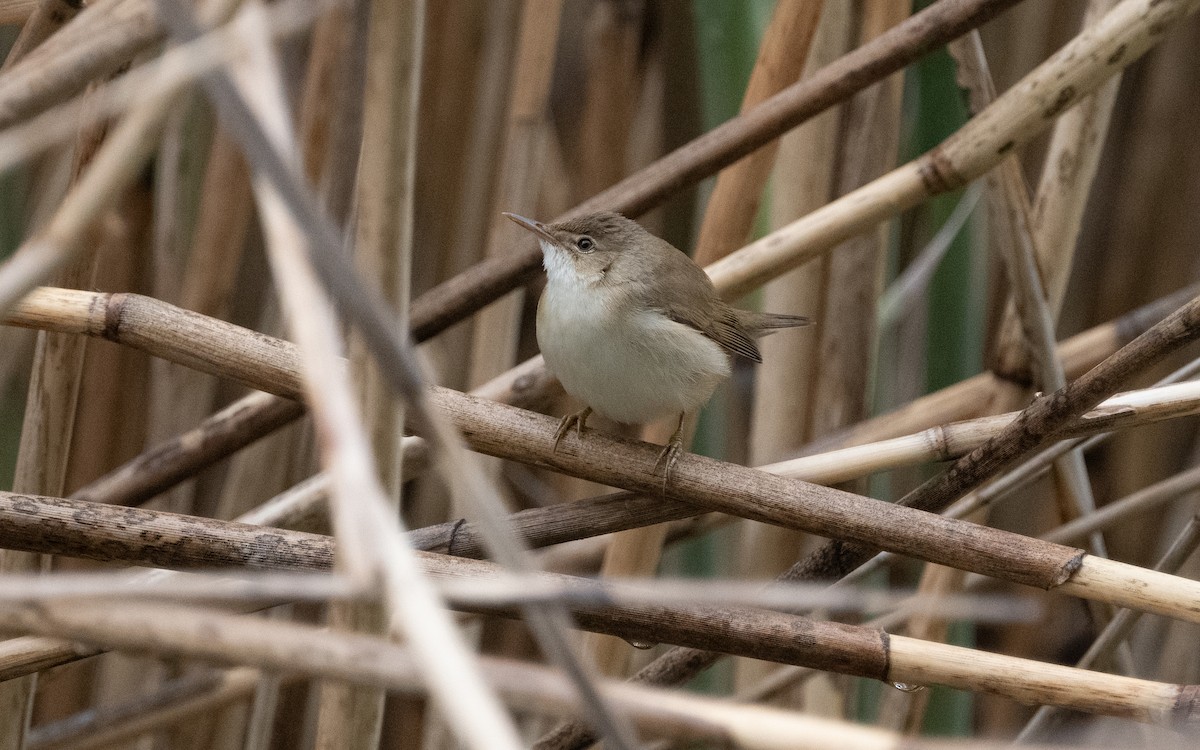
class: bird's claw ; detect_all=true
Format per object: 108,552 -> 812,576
652,413 -> 688,491
653,438 -> 683,490
552,407 -> 592,453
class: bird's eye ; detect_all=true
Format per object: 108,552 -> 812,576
576,236 -> 595,253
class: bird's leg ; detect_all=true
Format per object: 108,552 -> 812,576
653,412 -> 687,487
552,406 -> 592,452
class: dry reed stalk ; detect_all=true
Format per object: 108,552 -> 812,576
0,565 -> 1042,623
0,0 -> 337,180
780,381 -> 1200,480
15,289 -> 1200,502
0,0 -> 162,129
1017,8 -> 1128,668
465,0 -> 1200,450
583,420 -> 678,677
840,356 -> 1200,585
0,0 -> 35,25
988,0 -> 1123,379
535,289 -> 1200,746
451,374 -> 1200,638
0,0 -> 82,70
242,667 -> 284,750
416,379 -> 1200,557
284,28 -> 630,750
152,126 -> 253,513
236,473 -> 329,531
1072,22 -> 1200,645
296,7 -> 353,186
408,11 -> 506,592
415,0 -> 511,308
409,0 -> 1024,340
9,288 -> 1200,625
740,1 -> 900,703
406,10 -> 515,640
346,0 -> 416,500
203,4 -> 357,535
0,499 -> 1195,729
784,286 -> 1200,586
846,8 -> 938,731
464,0 -> 561,412
810,282 -> 1198,458
956,26 -> 1136,690
24,359 -> 1185,579
0,637 -> 97,682
314,0 -> 419,744
949,21 -> 1121,714
570,0 -> 648,204
442,0 -> 519,272
0,21 -> 115,736
202,1 -> 520,745
16,635 -> 1174,750
0,0 -> 265,317
1020,515 -> 1200,740
956,31 -> 1112,555
2,588 -> 1012,739
0,449 -> 362,685
584,409 -> 689,674
1044,465 -> 1200,546
804,0 -> 906,445
55,157 -> 1178,528
26,668 -> 266,750
0,85 -> 177,312
177,134 -> 255,321
739,7 -> 854,679
582,0 -> 708,670
0,599 -> 1114,750
690,0 -> 823,266
5,273 -> 95,503
310,7 -> 368,228
745,495 -> 1200,711
149,100 -> 190,310
160,30 -> 628,748
876,566 -> 965,732
705,0 -> 1200,302
12,0 -> 328,544
0,240 -> 96,744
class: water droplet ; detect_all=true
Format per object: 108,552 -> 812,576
891,681 -> 926,693
624,639 -> 657,650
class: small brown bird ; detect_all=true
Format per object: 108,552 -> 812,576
504,210 -> 809,481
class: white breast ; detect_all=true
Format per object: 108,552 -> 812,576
537,282 -> 730,425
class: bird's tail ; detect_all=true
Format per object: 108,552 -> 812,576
737,310 -> 812,336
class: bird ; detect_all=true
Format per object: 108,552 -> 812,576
503,210 -> 809,483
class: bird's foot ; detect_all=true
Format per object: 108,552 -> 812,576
552,407 -> 592,453
652,439 -> 683,488
653,416 -> 687,490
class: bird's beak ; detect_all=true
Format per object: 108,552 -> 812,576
503,212 -> 559,246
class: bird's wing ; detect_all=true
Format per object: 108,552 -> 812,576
701,307 -> 764,363
649,277 -> 763,364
